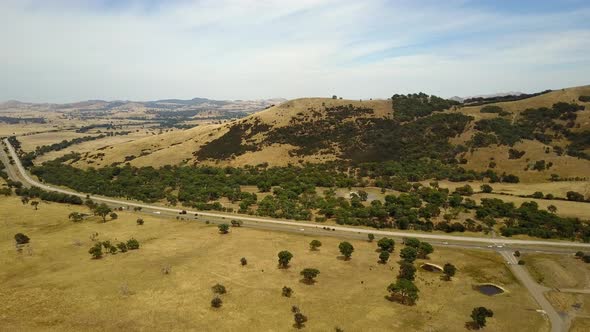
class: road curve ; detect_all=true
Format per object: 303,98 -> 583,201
3,137 -> 590,250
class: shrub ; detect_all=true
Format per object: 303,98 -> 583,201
88,243 -> 103,259
211,297 -> 223,308
240,257 -> 248,266
126,238 -> 140,250
136,218 -> 144,225
282,286 -> 293,297
218,223 -> 230,234
14,233 -> 30,245
309,240 -> 322,251
116,242 -> 128,253
300,268 -> 320,284
212,283 -> 226,295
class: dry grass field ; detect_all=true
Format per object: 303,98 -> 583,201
62,86 -> 590,180
0,196 -> 548,331
523,254 -> 590,289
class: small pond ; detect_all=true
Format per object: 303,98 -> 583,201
476,284 -> 505,296
420,263 -> 442,272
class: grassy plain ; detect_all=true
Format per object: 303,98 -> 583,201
0,196 -> 548,331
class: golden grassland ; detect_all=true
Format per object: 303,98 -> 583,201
523,252 -> 590,332
523,254 -> 590,289
60,86 -> 590,178
0,196 -> 548,331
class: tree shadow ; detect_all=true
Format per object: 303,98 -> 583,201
336,255 -> 351,261
299,278 -> 317,285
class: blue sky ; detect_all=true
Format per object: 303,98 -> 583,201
1,0 -> 590,102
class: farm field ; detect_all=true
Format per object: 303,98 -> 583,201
0,196 -> 548,331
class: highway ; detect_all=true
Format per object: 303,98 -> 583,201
2,137 -> 590,252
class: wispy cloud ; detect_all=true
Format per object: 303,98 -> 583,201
1,0 -> 589,102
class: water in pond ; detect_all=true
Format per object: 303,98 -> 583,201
476,284 -> 504,296
421,264 -> 442,272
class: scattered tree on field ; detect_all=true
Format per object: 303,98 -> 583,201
400,247 -> 418,263
278,250 -> 293,268
309,240 -> 322,251
443,263 -> 456,281
69,212 -> 84,222
300,268 -> 320,284
469,307 -> 494,329
417,242 -> 433,259
126,238 -> 140,250
368,233 -> 375,242
94,203 -> 112,222
398,261 -> 417,280
339,241 -> 354,260
377,237 -> 395,252
218,223 -> 230,234
89,243 -> 103,259
136,218 -> 144,225
30,201 -> 39,210
116,242 -> 128,253
379,251 -> 390,264
109,212 -> 118,220
387,278 -> 419,305
240,257 -> 248,266
547,205 -> 557,214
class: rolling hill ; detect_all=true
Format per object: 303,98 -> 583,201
64,86 -> 590,182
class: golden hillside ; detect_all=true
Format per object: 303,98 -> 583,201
69,87 -> 590,182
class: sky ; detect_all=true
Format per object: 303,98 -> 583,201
1,0 -> 590,103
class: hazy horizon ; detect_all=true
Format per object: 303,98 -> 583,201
2,0 -> 590,103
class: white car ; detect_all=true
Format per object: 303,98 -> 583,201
153,211 -> 161,215
299,228 -> 305,231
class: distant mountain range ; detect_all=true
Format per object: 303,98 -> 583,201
449,91 -> 525,103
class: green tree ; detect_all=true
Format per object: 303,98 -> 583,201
136,218 -> 144,225
480,184 -> 493,193
443,263 -> 456,281
88,243 -> 103,259
109,212 -> 118,220
94,203 -> 112,222
218,223 -> 230,234
417,242 -> 434,259
126,238 -> 140,250
398,261 -> 416,280
357,190 -> 368,201
116,242 -> 128,253
309,240 -> 322,251
339,241 -> 354,260
387,278 -> 419,305
30,201 -> 39,210
377,237 -> 395,253
368,233 -> 375,242
278,250 -> 293,268
470,307 -> 494,329
240,257 -> 248,266
547,205 -> 557,214
404,237 -> 420,248
68,212 -> 83,222
300,268 -> 320,284
379,251 -> 390,264
400,247 -> 418,263
14,233 -> 30,245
